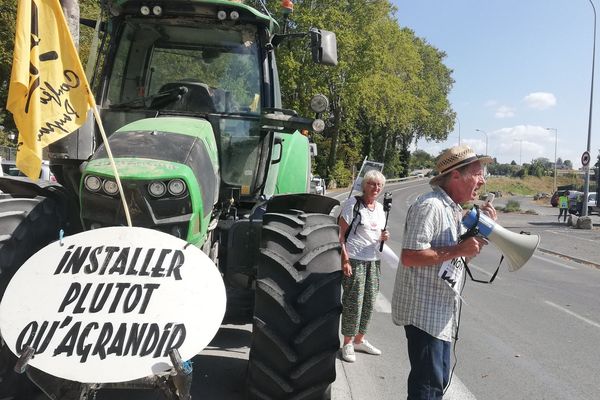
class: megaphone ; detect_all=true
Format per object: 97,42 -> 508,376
462,208 -> 540,272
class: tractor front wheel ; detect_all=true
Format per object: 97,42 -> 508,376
247,210 -> 342,400
0,194 -> 70,400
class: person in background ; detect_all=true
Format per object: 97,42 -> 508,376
391,144 -> 497,399
576,192 -> 583,216
338,169 -> 389,363
558,191 -> 569,222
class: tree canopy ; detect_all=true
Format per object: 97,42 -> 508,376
1,0 -> 456,185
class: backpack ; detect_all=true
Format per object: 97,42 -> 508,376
340,195 -> 363,243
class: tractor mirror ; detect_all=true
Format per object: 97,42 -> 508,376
310,29 -> 338,66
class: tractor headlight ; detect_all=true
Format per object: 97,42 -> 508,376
148,181 -> 167,197
103,180 -> 119,195
84,175 -> 102,192
168,179 -> 186,196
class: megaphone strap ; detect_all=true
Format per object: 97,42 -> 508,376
463,255 -> 504,284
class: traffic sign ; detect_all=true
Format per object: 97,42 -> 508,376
581,151 -> 591,167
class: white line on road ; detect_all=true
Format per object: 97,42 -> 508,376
375,292 -> 391,314
533,254 -> 578,270
547,229 -> 599,244
374,292 -> 477,400
445,375 -> 478,400
544,300 -> 600,329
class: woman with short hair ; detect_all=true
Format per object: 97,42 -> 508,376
338,169 -> 389,362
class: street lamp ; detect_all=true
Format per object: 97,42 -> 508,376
546,128 -> 558,193
475,129 -> 488,156
456,116 -> 461,145
514,139 -> 523,165
582,0 -> 596,218
476,129 -> 489,194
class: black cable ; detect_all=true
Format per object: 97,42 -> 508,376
443,258 -> 467,395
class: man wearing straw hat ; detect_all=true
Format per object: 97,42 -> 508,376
391,144 -> 497,400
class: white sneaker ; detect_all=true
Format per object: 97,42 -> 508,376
341,343 -> 356,362
353,340 -> 382,355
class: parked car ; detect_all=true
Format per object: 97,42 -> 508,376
584,192 -> 598,215
310,176 -> 326,195
566,191 -> 583,215
1,160 -> 56,182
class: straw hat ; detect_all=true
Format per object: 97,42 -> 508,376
430,144 -> 493,185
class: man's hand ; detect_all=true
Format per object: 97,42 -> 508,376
458,237 -> 488,258
480,202 -> 497,221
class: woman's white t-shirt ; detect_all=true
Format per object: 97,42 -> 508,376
341,196 -> 386,261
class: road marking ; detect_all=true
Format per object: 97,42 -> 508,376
375,292 -> 391,313
445,375 -> 478,400
533,254 -> 578,270
547,229 -> 599,244
545,300 -> 600,329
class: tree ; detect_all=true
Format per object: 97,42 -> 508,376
409,149 -> 435,170
564,159 -> 573,169
249,1 -> 455,182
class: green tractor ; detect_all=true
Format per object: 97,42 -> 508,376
0,1 -> 342,399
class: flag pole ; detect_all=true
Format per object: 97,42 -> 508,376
89,104 -> 132,227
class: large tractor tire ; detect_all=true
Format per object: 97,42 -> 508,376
247,211 -> 342,400
0,194 -> 69,400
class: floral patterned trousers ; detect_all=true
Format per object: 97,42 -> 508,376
341,259 -> 380,337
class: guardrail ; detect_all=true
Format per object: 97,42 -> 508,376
386,175 -> 424,184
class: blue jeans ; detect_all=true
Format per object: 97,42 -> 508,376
404,325 -> 451,400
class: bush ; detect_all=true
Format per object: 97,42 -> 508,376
503,200 -> 521,212
330,160 -> 353,187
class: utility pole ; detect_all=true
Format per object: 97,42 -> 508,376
582,0 -> 597,219
546,128 -> 558,193
476,129 -> 489,194
514,139 -> 523,165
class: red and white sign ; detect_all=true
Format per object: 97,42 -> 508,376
581,151 -> 591,167
0,227 -> 226,383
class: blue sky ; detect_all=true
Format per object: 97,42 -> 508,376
391,0 -> 598,167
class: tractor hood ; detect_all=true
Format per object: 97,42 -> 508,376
86,117 -> 219,205
80,117 -> 219,241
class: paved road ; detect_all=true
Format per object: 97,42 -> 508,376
331,180 -> 600,400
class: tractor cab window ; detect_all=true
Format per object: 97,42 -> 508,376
106,21 -> 261,114
104,20 -> 266,193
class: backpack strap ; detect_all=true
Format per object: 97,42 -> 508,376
343,195 -> 363,243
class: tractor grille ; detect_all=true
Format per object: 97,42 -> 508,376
81,180 -> 192,239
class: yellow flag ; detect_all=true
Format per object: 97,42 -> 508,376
7,0 -> 95,180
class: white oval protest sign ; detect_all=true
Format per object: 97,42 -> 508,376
0,226 -> 226,383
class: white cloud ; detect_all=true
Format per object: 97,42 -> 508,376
494,105 -> 515,118
523,92 -> 557,110
484,99 -> 498,108
490,125 -> 555,164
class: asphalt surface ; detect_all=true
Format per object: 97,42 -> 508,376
495,195 -> 600,269
183,183 -> 598,400
189,189 -> 600,400
330,187 -> 600,399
